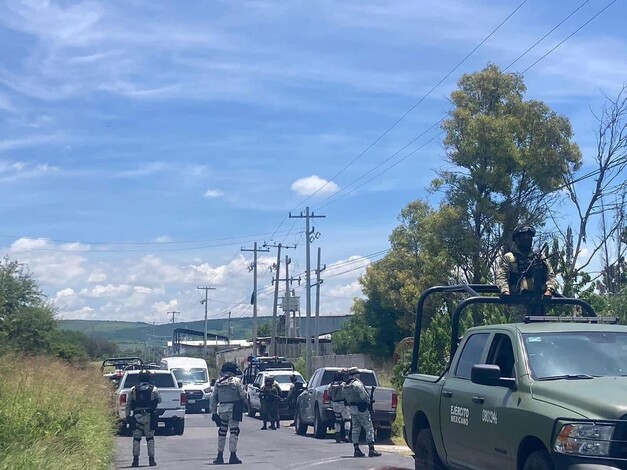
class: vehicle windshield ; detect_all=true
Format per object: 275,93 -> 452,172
123,373 -> 176,388
171,368 -> 208,384
523,332 -> 627,379
273,375 -> 304,384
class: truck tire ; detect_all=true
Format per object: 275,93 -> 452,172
414,428 -> 445,470
173,419 -> 185,436
523,451 -> 553,470
313,406 -> 327,439
376,427 -> 392,441
295,410 -> 307,436
247,398 -> 256,418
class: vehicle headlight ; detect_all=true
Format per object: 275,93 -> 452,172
203,387 -> 212,394
554,423 -> 615,456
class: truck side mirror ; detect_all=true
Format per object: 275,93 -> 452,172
210,379 -> 216,386
177,381 -> 184,389
471,364 -> 516,389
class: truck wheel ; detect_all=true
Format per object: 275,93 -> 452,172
377,427 -> 392,441
247,399 -> 256,418
415,428 -> 445,470
295,410 -> 307,436
523,451 -> 553,470
313,407 -> 327,439
173,419 -> 185,436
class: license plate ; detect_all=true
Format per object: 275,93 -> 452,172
187,399 -> 195,404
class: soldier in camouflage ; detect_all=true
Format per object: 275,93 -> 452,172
210,362 -> 246,465
496,225 -> 557,321
125,369 -> 161,467
342,367 -> 381,458
328,370 -> 350,443
259,375 -> 282,430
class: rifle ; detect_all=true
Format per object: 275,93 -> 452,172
514,242 -> 549,296
368,385 -> 376,414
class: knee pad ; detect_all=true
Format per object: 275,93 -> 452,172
230,427 -> 240,436
133,437 -> 142,442
146,437 -> 154,442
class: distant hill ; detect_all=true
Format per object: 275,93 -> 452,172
59,315 -> 350,346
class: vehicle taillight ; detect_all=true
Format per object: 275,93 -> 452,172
180,392 -> 187,406
119,393 -> 127,406
323,389 -> 331,405
391,392 -> 398,410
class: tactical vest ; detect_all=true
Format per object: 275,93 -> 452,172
328,382 -> 344,402
342,379 -> 367,404
216,376 -> 242,403
507,252 -> 535,293
134,383 -> 155,410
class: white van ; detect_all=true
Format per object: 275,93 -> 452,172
160,357 -> 212,413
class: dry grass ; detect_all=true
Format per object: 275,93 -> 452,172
0,354 -> 116,470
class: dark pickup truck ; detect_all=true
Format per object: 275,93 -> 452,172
402,284 -> 627,470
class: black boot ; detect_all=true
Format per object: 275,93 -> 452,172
335,432 -> 342,443
261,421 -> 267,430
270,423 -> 276,430
275,421 -> 280,429
149,456 -> 157,466
131,457 -> 139,468
368,443 -> 381,457
229,452 -> 242,464
353,444 -> 365,458
213,452 -> 224,464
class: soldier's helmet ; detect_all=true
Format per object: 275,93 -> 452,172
512,225 -> 536,241
221,362 -> 238,375
264,375 -> 274,384
289,374 -> 297,383
347,367 -> 360,376
138,369 -> 151,382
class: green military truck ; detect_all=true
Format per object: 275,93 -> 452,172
402,284 -> 627,470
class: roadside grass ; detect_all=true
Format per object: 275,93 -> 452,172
0,354 -> 116,470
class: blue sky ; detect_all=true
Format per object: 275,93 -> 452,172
0,0 -> 625,324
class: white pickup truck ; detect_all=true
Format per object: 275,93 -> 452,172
116,370 -> 187,435
295,367 -> 398,440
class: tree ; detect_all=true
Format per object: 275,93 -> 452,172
0,258 -> 57,354
559,85 -> 627,296
433,64 -> 582,283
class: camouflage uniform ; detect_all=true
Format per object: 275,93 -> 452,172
496,226 -> 558,322
125,376 -> 161,467
342,368 -> 380,458
328,374 -> 350,443
259,380 -> 282,429
210,364 -> 246,465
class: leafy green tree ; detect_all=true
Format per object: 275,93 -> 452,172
0,258 -> 56,354
433,64 -> 582,283
257,321 -> 272,337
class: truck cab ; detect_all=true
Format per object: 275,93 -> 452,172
402,284 -> 627,470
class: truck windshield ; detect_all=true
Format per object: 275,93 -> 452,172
523,332 -> 627,379
171,368 -> 208,384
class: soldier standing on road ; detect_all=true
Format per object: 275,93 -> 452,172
342,367 -> 381,458
259,375 -> 282,430
210,362 -> 246,465
286,374 -> 304,427
328,370 -> 351,443
125,369 -> 161,467
496,225 -> 557,321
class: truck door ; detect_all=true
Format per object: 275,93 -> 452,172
472,333 -> 517,469
439,332 -> 490,468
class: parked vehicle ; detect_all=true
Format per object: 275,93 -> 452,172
115,369 -> 187,435
101,357 -> 143,386
295,366 -> 397,440
160,356 -> 212,413
242,356 -> 294,389
402,283 -> 627,470
247,370 -> 306,418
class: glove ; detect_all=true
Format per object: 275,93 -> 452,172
211,413 -> 221,426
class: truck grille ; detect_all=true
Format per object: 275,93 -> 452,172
185,390 -> 203,400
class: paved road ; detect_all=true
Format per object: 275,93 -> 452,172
114,413 -> 414,470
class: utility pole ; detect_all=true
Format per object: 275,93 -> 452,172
167,310 -> 180,324
266,242 -> 296,356
241,242 -> 269,356
290,206 -> 325,378
314,246 -> 326,356
227,311 -> 232,342
197,286 -> 216,359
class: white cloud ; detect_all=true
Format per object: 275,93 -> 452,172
204,188 -> 224,198
291,175 -> 339,196
87,272 -> 107,283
